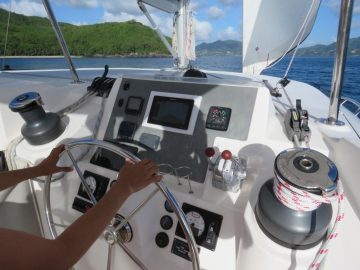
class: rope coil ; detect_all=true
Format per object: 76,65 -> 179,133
273,171 -> 338,211
272,174 -> 345,269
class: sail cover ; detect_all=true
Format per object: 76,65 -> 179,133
243,0 -> 321,75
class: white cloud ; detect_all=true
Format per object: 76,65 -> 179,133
102,11 -> 146,24
326,0 -> 360,15
219,0 -> 240,7
100,0 -> 174,35
62,0 -> 99,9
71,21 -> 89,26
102,11 -> 173,37
217,26 -> 241,40
195,19 -> 212,41
102,0 -> 143,16
207,6 -> 225,20
0,0 -> 47,17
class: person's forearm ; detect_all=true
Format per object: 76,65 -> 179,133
0,179 -> 132,270
0,166 -> 43,191
53,181 -> 132,270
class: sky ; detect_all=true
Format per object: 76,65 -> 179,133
0,0 -> 359,46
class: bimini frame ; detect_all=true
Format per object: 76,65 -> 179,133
42,0 -> 81,83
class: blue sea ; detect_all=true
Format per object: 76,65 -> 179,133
1,56 -> 359,103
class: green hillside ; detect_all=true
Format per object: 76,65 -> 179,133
196,40 -> 242,56
0,8 -> 170,56
1,9 -> 359,57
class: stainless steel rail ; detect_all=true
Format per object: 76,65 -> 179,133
327,0 -> 354,124
42,0 -> 81,83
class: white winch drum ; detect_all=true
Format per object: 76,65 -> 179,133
255,148 -> 338,249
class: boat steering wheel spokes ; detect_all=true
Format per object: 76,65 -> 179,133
44,139 -> 200,270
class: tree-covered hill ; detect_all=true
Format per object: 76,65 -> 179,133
1,8 -> 360,57
0,8 -> 170,56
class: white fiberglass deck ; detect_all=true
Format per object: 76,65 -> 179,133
0,68 -> 359,270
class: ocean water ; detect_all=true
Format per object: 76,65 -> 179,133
1,55 -> 359,103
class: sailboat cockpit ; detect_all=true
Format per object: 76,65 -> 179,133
0,0 -> 359,269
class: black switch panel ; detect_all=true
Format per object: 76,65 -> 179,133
72,197 -> 93,213
77,171 -> 109,202
171,238 -> 192,261
175,203 -> 223,251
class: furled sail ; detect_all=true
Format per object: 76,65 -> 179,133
242,0 -> 321,75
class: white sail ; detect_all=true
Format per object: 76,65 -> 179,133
243,0 -> 321,75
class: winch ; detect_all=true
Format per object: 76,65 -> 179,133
9,92 -> 65,145
255,148 -> 338,249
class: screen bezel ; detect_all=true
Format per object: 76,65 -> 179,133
147,96 -> 194,130
142,91 -> 202,135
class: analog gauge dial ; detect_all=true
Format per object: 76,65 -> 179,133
186,211 -> 205,238
83,176 -> 97,194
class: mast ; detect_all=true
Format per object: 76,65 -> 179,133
138,0 -> 193,69
176,0 -> 189,69
326,0 -> 354,125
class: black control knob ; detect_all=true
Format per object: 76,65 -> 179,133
155,232 -> 169,248
160,215 -> 173,230
164,200 -> 174,213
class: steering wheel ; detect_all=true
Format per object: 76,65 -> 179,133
44,139 -> 200,270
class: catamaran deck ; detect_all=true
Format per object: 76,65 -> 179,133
0,68 -> 359,269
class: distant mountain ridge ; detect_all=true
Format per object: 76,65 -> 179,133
297,37 -> 360,56
196,40 -> 242,56
195,38 -> 360,57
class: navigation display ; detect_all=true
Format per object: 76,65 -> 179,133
90,144 -> 138,171
148,96 -> 194,130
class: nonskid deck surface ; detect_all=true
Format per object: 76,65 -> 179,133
0,68 -> 359,270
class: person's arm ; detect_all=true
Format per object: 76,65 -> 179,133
0,158 -> 161,270
0,145 -> 72,191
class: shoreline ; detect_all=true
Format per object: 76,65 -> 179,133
1,55 -> 359,59
1,56 -> 83,59
1,54 -> 172,59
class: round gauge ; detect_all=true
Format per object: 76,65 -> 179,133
83,176 -> 97,194
164,200 -> 174,213
160,215 -> 173,230
186,211 -> 205,237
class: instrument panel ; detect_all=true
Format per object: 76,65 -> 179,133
102,77 -> 258,183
